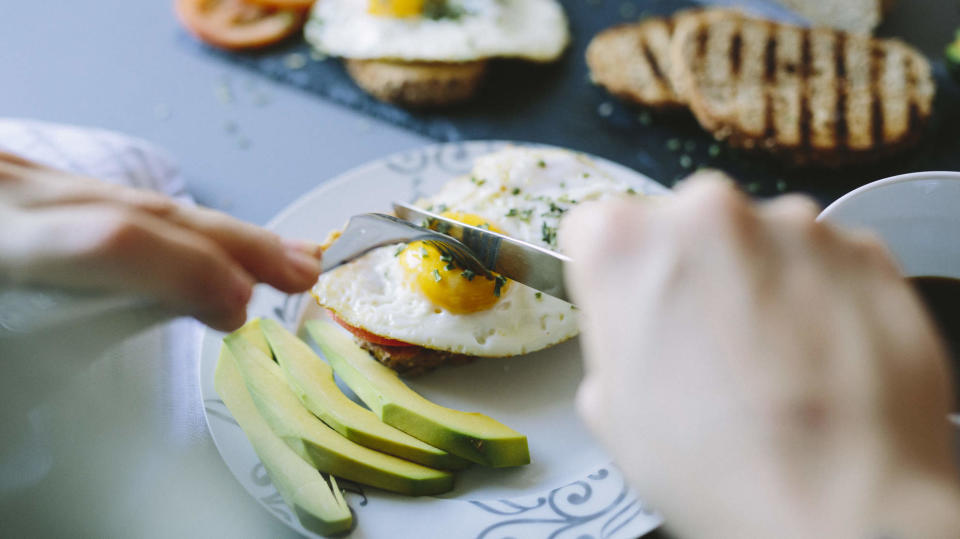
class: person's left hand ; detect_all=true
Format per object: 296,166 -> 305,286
0,152 -> 321,331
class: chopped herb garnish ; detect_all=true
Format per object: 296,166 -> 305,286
708,144 -> 721,158
477,223 -> 490,230
582,173 -> 590,178
541,222 -> 558,247
626,187 -> 637,195
505,208 -> 534,222
419,246 -> 429,258
570,305 -> 578,310
470,176 -> 487,186
439,253 -> 452,263
666,138 -> 682,152
422,0 -> 465,20
493,275 -> 507,297
435,221 -> 451,234
535,292 -> 543,300
683,140 -> 696,152
512,187 -> 521,195
543,202 -> 567,218
638,111 -> 653,126
432,269 -> 442,282
537,160 -> 546,168
445,263 -> 455,271
394,244 -> 406,256
679,155 -> 693,169
461,269 -> 476,281
436,203 -> 448,212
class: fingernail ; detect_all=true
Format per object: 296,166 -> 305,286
284,242 -> 322,279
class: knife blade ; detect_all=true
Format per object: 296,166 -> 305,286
393,202 -> 572,302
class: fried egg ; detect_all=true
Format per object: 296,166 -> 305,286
312,147 -> 643,357
305,0 -> 569,62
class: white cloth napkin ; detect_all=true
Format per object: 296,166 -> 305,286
0,120 -> 221,537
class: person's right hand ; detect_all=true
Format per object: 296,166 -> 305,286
561,172 -> 960,539
0,152 -> 322,331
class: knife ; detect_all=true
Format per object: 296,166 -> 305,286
393,202 -> 572,302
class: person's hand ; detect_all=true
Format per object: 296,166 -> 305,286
0,152 -> 321,331
561,172 -> 960,539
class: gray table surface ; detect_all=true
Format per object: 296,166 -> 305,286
1,0 -> 956,538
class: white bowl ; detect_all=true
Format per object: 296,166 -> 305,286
819,171 -> 960,279
819,171 -> 960,424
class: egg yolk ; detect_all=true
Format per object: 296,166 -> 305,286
368,0 -> 424,17
398,213 -> 510,314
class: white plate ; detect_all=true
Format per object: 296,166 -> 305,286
199,141 -> 670,538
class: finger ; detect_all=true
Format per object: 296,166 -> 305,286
28,182 -> 322,293
835,228 -> 903,280
671,170 -> 758,241
760,194 -> 822,224
560,197 -> 650,305
3,205 -> 255,331
0,151 -> 45,169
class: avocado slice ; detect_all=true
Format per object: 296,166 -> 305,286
260,319 -> 471,470
305,320 -> 530,468
948,30 -> 960,82
224,331 -> 455,496
215,346 -> 353,536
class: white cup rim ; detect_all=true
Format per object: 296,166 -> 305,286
818,171 -> 960,221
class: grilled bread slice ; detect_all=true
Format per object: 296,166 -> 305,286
345,59 -> 488,108
773,0 -> 897,35
670,10 -> 935,165
586,17 -> 685,109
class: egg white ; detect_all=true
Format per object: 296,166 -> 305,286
312,147 -> 643,357
305,0 -> 570,62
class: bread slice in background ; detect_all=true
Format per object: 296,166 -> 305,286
586,17 -> 685,109
345,59 -> 488,108
773,0 -> 896,35
669,10 -> 934,165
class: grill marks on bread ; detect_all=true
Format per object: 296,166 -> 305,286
586,18 -> 685,108
671,10 -> 934,164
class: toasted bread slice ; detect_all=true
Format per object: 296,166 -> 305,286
773,0 -> 895,35
345,59 -> 487,108
670,10 -> 934,165
586,17 -> 685,108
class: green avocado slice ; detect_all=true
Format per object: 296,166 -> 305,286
259,318 -> 470,470
224,330 -> 455,496
214,346 -> 353,536
948,29 -> 960,82
305,320 -> 530,468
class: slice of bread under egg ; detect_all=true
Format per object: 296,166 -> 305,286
344,59 -> 489,108
305,0 -> 569,107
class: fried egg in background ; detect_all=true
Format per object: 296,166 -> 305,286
305,0 -> 570,62
312,147 -> 644,358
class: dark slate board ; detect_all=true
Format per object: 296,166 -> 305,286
200,0 -> 960,206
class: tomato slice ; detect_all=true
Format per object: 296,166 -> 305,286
245,0 -> 315,10
329,312 -> 415,347
175,0 -> 305,51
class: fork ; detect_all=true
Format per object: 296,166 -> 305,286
320,214 -> 492,278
